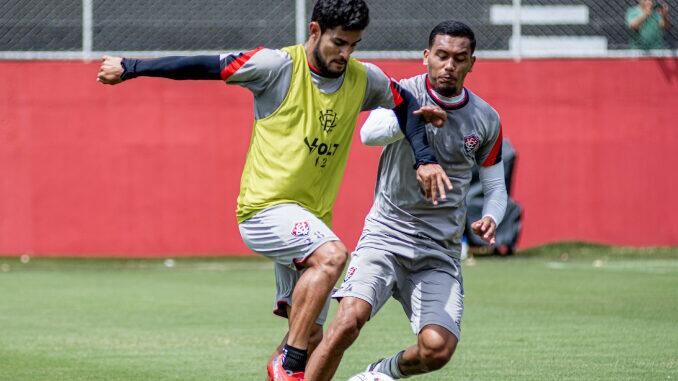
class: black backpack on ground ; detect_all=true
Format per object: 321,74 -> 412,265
464,139 -> 523,255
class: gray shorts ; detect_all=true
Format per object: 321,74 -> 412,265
239,203 -> 338,325
333,246 -> 464,339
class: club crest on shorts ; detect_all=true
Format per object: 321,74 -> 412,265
291,221 -> 310,237
463,134 -> 480,154
344,266 -> 357,281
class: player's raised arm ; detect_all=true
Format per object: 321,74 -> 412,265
97,54 -> 222,85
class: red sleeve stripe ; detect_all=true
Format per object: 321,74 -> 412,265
374,65 -> 403,108
220,47 -> 264,81
389,80 -> 404,107
482,124 -> 503,167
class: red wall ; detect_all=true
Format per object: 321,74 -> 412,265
1,58 -> 676,256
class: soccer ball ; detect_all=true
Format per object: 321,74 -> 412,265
347,371 -> 395,381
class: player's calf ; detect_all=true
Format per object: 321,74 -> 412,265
305,297 -> 372,380
308,323 -> 324,354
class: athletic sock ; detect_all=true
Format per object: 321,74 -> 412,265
372,350 -> 407,379
282,344 -> 308,373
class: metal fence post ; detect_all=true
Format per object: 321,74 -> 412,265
82,0 -> 93,61
295,0 -> 306,45
512,0 -> 522,61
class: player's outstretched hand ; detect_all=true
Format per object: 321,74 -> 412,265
97,56 -> 124,85
416,163 -> 452,205
471,216 -> 497,245
413,105 -> 447,128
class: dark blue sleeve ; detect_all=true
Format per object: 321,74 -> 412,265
391,83 -> 438,168
121,55 -> 222,81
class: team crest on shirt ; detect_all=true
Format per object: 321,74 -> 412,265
291,221 -> 310,237
319,109 -> 338,133
463,134 -> 480,154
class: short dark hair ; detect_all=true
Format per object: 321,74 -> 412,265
428,20 -> 476,52
311,0 -> 370,32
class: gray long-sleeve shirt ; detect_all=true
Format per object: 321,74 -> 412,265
358,74 -> 506,261
219,48 -> 398,118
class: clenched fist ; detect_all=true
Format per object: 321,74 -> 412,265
97,55 -> 124,85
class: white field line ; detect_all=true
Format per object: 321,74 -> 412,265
546,260 -> 678,274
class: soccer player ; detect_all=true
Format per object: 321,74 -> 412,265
304,20 -> 508,380
96,1 -> 451,380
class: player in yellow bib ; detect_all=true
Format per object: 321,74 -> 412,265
236,44 -> 367,226
98,1 -> 451,379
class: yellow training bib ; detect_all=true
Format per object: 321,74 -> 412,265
236,44 -> 367,226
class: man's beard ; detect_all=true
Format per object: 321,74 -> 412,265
435,84 -> 458,97
432,77 -> 459,97
313,45 -> 345,78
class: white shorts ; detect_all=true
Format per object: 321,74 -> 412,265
333,246 -> 464,339
239,203 -> 339,324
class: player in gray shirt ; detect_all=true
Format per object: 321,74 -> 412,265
304,21 -> 508,380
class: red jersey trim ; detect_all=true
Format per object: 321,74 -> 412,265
372,66 -> 403,107
482,124 -> 503,167
389,80 -> 404,107
220,47 -> 264,81
425,76 -> 469,110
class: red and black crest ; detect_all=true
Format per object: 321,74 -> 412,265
463,134 -> 480,154
344,266 -> 357,281
291,221 -> 310,237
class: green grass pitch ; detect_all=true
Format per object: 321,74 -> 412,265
1,243 -> 677,380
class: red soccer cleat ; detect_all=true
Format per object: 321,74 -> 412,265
271,354 -> 305,381
266,354 -> 276,381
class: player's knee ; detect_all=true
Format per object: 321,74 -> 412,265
418,329 -> 457,371
330,307 -> 367,347
420,348 -> 454,371
314,242 -> 349,275
333,314 -> 361,343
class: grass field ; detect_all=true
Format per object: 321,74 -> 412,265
1,243 -> 677,380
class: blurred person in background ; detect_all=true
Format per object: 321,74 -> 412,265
627,0 -> 671,49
